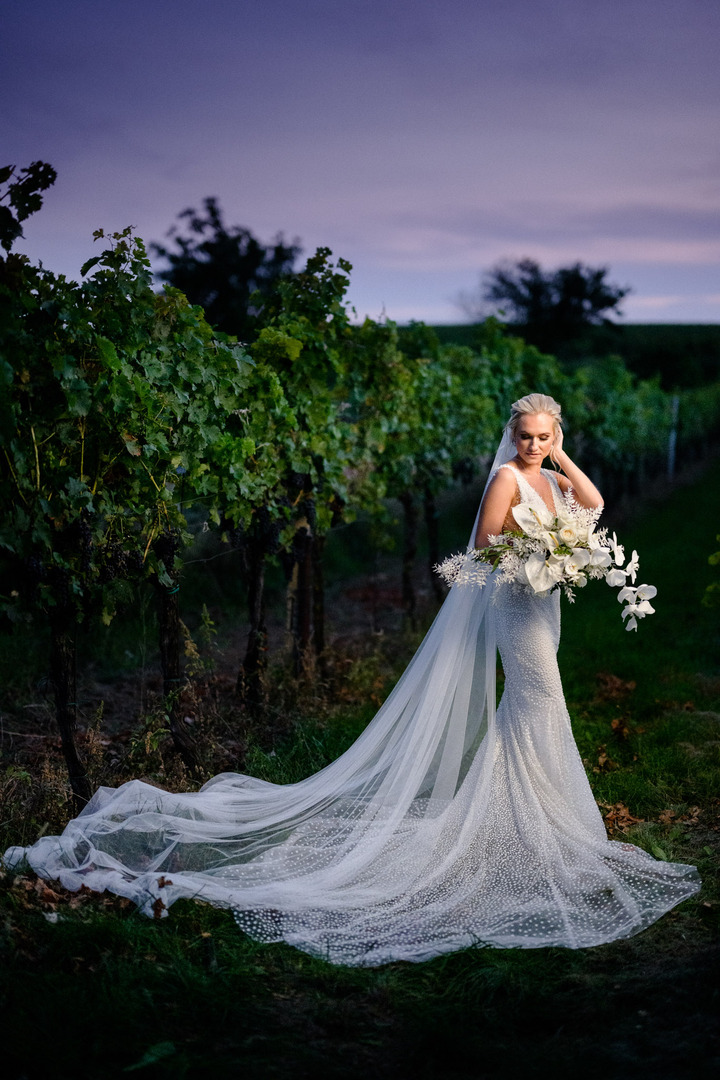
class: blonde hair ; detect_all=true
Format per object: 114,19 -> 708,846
506,393 -> 563,466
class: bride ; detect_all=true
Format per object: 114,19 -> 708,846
4,393 -> 700,966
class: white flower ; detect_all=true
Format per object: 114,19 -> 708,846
524,550 -> 565,593
436,500 -> 655,634
512,502 -> 554,538
620,582 -> 656,630
609,532 -> 625,566
542,530 -> 561,552
587,525 -> 602,550
558,524 -> 579,545
622,602 -> 651,630
514,558 -> 531,586
636,583 -> 657,603
588,547 -> 612,569
626,549 -> 639,583
564,548 -> 591,577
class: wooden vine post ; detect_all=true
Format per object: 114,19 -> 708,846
49,606 -> 92,812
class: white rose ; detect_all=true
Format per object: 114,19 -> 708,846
558,524 -> 578,545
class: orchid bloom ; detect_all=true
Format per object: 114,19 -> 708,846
589,547 -> 612,568
636,583 -> 657,603
626,550 -> 639,583
609,532 -> 625,566
564,548 -> 591,578
620,583 -> 656,631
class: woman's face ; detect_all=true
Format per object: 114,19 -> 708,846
514,412 -> 555,466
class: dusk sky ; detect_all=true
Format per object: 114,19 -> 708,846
3,0 -> 719,324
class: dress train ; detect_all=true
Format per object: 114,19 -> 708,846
4,467 -> 700,965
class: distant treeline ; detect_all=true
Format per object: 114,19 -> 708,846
432,323 -> 720,390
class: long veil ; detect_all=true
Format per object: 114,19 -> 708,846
5,431 -> 527,963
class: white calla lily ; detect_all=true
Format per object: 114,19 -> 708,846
512,502 -> 554,538
524,551 -> 565,593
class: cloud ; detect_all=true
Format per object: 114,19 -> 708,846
3,0 -> 719,323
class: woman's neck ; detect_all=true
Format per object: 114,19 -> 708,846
511,455 -> 544,477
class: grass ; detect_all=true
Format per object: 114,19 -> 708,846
1,462 -> 719,1079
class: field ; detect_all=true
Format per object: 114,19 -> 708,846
0,459 -> 719,1079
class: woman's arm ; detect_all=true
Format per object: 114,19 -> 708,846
474,468 -> 517,547
552,428 -> 603,508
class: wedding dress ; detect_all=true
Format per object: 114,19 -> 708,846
4,459 -> 700,966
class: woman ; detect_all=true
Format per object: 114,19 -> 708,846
5,394 -> 700,966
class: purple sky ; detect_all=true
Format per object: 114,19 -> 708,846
3,0 -> 719,324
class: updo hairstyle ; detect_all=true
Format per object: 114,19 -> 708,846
506,393 -> 563,466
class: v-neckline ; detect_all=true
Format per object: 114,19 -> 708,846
505,462 -> 557,517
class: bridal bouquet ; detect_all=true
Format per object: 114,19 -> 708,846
435,494 -> 656,631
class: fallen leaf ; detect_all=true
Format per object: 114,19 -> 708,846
595,672 -> 637,700
593,744 -> 620,772
611,716 -> 632,740
658,805 -> 702,826
598,801 -> 644,833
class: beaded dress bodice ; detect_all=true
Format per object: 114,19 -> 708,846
497,462 -> 565,533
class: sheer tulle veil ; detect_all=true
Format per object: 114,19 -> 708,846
4,432 -> 517,926
4,415 -> 700,964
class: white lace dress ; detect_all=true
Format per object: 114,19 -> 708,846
4,465 -> 700,965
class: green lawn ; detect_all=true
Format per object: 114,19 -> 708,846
1,462 -> 719,1080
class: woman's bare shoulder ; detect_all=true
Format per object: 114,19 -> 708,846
485,465 -> 517,495
481,465 -> 518,509
547,470 -> 572,493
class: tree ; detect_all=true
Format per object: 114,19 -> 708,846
461,259 -> 630,356
250,249 -> 359,676
0,161 -> 57,252
1,164 -> 259,797
152,197 -> 301,340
